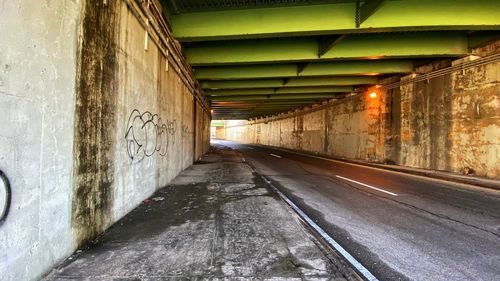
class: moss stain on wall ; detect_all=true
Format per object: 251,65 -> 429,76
72,0 -> 120,246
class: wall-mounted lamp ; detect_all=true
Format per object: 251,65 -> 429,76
367,85 -> 381,100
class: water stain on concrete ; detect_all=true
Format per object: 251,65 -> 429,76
71,0 -> 120,247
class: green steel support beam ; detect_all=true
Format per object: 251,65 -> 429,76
213,103 -> 319,109
276,86 -> 352,94
213,113 -> 293,117
213,103 -> 313,107
212,100 -> 315,105
171,0 -> 500,42
214,108 -> 309,113
296,63 -> 308,75
185,33 -> 468,65
201,79 -> 284,89
196,64 -> 296,80
302,60 -> 413,77
201,76 -> 378,88
318,35 -> 346,58
212,105 -> 314,109
212,100 -> 315,104
214,112 -> 296,116
210,94 -> 338,101
206,88 -> 275,96
213,115 -> 276,117
205,86 -> 352,96
212,101 -> 318,107
213,109 -> 304,112
213,114 -> 285,119
285,76 -> 377,87
468,32 -> 500,48
213,110 -> 288,113
215,110 -> 301,113
213,111 -> 307,115
213,108 -> 303,112
195,60 -> 413,80
358,0 -> 386,27
214,108 -> 305,112
212,100 -> 329,105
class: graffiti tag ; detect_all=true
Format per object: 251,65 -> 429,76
125,109 -> 177,163
0,170 -> 11,225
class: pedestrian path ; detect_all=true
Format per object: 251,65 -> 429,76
43,145 -> 354,280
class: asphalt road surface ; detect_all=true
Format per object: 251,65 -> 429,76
216,140 -> 500,281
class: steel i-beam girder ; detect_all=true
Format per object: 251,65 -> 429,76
171,0 -> 500,41
185,33 -> 468,65
356,0 -> 386,28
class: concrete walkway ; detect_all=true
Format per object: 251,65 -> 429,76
44,145 -> 355,280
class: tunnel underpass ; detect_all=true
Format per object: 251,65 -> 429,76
1,1 -> 499,281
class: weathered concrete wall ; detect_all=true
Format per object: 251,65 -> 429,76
0,1 -> 210,281
110,1 -> 206,223
0,1 -> 81,280
226,92 -> 385,160
76,0 -> 211,244
194,101 -> 211,160
215,126 -> 226,139
387,55 -> 499,178
448,59 -> 499,177
72,0 -> 120,247
225,50 -> 499,179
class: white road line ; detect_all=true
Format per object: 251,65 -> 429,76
249,145 -> 498,194
336,175 -> 398,196
270,153 -> 282,159
267,180 -> 379,281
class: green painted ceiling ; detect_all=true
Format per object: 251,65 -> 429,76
161,0 -> 500,119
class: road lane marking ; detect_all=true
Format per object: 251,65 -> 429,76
270,153 -> 282,159
241,144 -> 500,194
336,175 -> 398,196
265,178 -> 379,281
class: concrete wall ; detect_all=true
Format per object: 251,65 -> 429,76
225,92 -> 384,160
448,57 -> 499,178
0,1 -> 210,280
0,1 -> 81,280
215,126 -> 226,139
225,49 -> 499,179
386,53 -> 499,178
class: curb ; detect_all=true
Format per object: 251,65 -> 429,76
233,147 -> 370,281
346,161 -> 500,191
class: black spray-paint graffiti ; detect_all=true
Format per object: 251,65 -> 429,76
125,109 -> 177,163
0,170 -> 11,225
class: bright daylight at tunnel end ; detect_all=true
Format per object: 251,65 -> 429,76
1,1 -> 500,281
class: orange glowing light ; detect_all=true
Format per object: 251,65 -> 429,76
211,109 -> 214,114
369,92 -> 377,99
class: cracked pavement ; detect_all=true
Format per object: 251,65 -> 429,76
43,144 -> 356,281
